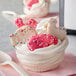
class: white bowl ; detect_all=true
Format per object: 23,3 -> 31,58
16,38 -> 68,72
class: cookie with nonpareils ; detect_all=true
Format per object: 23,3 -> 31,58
15,18 -> 38,29
27,34 -> 58,51
10,26 -> 37,47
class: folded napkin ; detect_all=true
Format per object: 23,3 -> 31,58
0,51 -> 76,76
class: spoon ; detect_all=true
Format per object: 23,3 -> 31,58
0,50 -> 30,76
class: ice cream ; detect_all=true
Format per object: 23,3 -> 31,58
9,0 -> 68,72
23,0 -> 50,17
9,15 -> 68,72
2,0 -> 68,72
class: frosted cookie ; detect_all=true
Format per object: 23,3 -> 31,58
27,34 -> 58,51
15,18 -> 38,29
47,18 -> 66,40
36,17 -> 66,40
10,26 -> 37,47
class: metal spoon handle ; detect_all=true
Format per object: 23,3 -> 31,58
7,61 -> 30,76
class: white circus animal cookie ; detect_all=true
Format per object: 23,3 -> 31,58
47,18 -> 66,40
36,17 -> 66,40
10,25 -> 37,47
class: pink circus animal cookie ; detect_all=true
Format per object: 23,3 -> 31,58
10,26 -> 37,47
27,34 -> 58,51
15,18 -> 38,29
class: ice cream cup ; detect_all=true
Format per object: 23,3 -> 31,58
23,0 -> 50,18
16,38 -> 68,72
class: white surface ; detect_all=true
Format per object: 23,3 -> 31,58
64,0 -> 76,30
